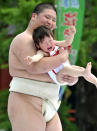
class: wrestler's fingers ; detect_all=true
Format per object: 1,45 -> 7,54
63,75 -> 77,83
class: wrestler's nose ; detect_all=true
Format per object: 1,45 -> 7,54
47,19 -> 53,27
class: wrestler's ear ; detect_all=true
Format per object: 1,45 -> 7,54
31,13 -> 37,20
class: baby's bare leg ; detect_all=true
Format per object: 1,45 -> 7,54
57,62 -> 97,87
56,65 -> 85,83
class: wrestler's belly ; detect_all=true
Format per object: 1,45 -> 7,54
10,69 -> 54,83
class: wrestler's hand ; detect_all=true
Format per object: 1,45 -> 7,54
60,74 -> 78,86
58,47 -> 69,60
59,47 -> 68,55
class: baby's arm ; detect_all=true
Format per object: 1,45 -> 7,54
26,50 -> 48,65
55,26 -> 76,47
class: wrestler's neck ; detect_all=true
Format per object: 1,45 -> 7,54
25,20 -> 37,35
25,23 -> 33,35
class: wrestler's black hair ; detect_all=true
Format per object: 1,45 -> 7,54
32,3 -> 57,15
33,26 -> 54,50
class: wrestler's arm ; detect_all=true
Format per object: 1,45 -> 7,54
12,36 -> 68,75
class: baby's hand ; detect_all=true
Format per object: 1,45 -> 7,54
25,56 -> 33,65
69,26 -> 76,34
65,26 -> 76,46
54,40 -> 66,47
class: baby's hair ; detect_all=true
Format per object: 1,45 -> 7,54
33,26 -> 54,50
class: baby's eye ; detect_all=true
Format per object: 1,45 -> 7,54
49,40 -> 53,42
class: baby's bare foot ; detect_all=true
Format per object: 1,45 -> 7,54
86,62 -> 92,71
83,62 -> 92,81
83,62 -> 97,88
84,62 -> 91,75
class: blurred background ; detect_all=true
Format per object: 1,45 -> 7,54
0,0 -> 97,131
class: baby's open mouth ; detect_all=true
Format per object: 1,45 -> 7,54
47,47 -> 53,51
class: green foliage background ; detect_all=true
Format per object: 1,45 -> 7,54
76,0 -> 97,70
75,0 -> 97,130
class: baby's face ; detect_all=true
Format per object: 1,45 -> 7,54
39,36 -> 55,53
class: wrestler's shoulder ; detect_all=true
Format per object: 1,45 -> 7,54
14,31 -> 32,41
11,31 -> 32,47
